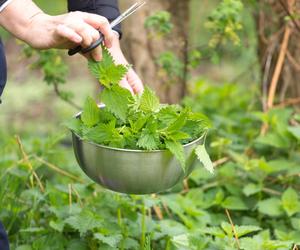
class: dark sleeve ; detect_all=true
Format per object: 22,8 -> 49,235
0,0 -> 8,5
0,222 -> 9,250
67,0 -> 122,38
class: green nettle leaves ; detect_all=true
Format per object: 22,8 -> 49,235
65,210 -> 103,236
81,96 -> 100,127
282,188 -> 300,217
137,120 -> 160,150
100,85 -> 132,122
257,198 -> 283,217
66,47 -> 213,172
195,144 -> 214,173
88,47 -> 128,88
256,188 -> 300,218
165,140 -> 186,169
139,86 -> 160,113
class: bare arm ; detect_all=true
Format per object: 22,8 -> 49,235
0,0 -> 143,93
0,0 -> 114,60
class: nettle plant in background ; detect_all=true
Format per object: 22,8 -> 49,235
66,47 -> 214,172
143,0 -> 245,85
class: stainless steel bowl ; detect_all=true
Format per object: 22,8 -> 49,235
71,109 -> 203,194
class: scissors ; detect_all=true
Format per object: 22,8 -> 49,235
68,1 -> 146,56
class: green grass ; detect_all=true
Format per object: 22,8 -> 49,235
0,76 -> 94,134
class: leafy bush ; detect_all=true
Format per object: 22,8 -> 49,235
1,78 -> 299,249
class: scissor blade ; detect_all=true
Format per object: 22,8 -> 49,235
110,1 -> 146,29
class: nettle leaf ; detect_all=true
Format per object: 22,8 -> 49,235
32,233 -> 67,250
88,47 -> 128,87
221,196 -> 248,210
256,132 -> 291,149
291,218 -> 300,231
235,225 -> 261,238
257,198 -> 283,217
288,126 -> 300,141
157,105 -> 181,125
168,131 -> 191,141
137,119 -> 160,150
281,187 -> 300,217
65,210 -> 103,236
123,238 -> 140,250
66,239 -> 88,250
221,222 -> 261,238
98,108 -> 116,123
82,123 -> 114,144
188,112 -> 212,127
49,220 -> 65,233
275,229 -> 300,243
94,233 -> 122,248
139,86 -> 160,113
171,234 -> 189,248
221,222 -> 234,237
81,96 -> 100,127
129,115 -> 148,133
165,109 -> 188,133
201,227 -> 225,237
100,85 -> 132,121
181,120 -> 206,140
137,128 -> 160,150
82,120 -> 125,148
240,237 -> 261,250
165,140 -> 185,170
64,118 -> 82,135
243,183 -> 262,197
195,144 -> 214,173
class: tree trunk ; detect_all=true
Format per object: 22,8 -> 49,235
119,0 -> 190,104
257,0 -> 300,110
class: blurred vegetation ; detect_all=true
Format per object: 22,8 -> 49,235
0,0 -> 299,249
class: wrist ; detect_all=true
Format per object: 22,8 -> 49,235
112,30 -> 120,40
24,13 -> 56,49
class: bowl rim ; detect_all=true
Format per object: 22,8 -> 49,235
72,131 -> 205,153
72,104 -> 206,153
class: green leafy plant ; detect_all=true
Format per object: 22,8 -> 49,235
205,0 -> 244,48
1,78 -> 300,250
144,11 -> 173,36
2,2 -> 299,249
66,47 -> 213,172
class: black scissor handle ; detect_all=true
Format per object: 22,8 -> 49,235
68,33 -> 104,56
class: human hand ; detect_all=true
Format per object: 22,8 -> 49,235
29,12 -> 114,61
0,0 -> 114,61
108,34 -> 144,94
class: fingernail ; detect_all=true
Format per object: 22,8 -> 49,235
94,54 -> 102,62
74,36 -> 82,43
94,56 -> 101,62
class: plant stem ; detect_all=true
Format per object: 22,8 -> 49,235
225,209 -> 240,249
140,202 -> 146,250
15,135 -> 45,193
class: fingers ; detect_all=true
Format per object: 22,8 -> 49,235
127,68 -> 144,94
75,22 -> 100,48
76,12 -> 114,48
90,46 -> 102,61
56,24 -> 82,44
119,77 -> 134,95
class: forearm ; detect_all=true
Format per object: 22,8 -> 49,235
0,0 -> 114,51
0,0 -> 50,47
